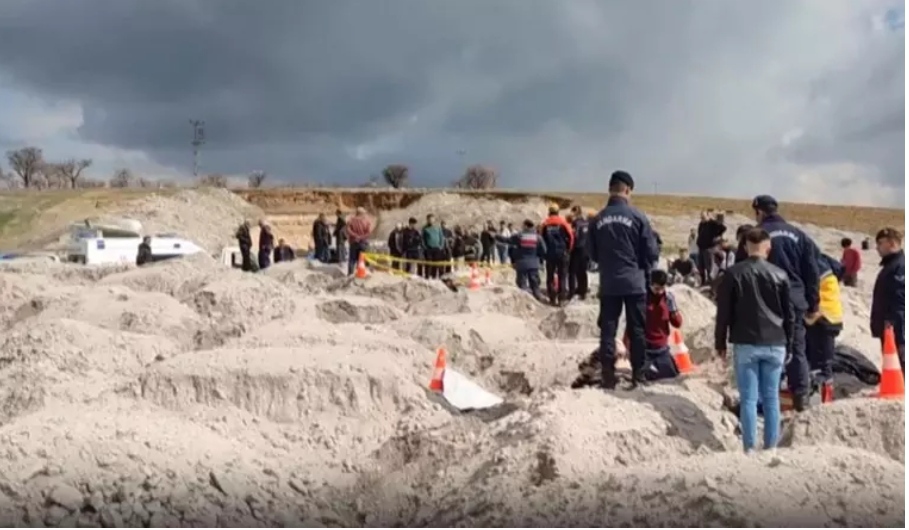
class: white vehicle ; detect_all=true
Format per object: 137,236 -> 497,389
64,219 -> 204,265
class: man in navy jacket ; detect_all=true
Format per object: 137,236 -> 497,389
590,170 -> 660,389
752,195 -> 820,411
871,227 -> 905,373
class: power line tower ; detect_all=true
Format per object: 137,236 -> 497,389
189,119 -> 206,177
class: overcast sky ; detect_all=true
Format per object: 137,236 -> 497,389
0,0 -> 904,206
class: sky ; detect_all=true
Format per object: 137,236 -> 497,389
0,0 -> 904,207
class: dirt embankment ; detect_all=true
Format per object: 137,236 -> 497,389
234,189 -> 574,216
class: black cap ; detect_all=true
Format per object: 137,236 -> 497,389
751,195 -> 778,213
609,170 -> 634,190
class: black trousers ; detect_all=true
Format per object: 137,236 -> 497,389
785,310 -> 810,396
423,248 -> 444,279
568,250 -> 589,298
806,324 -> 838,382
545,255 -> 569,302
598,293 -> 647,387
696,248 -> 713,284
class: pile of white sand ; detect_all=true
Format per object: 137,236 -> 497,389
0,192 -> 901,527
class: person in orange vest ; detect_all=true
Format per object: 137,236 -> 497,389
539,204 -> 574,306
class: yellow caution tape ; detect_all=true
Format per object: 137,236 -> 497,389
362,251 -> 512,270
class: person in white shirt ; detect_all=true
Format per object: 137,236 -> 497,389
496,219 -> 513,264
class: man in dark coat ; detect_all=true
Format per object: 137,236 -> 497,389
235,221 -> 253,271
136,236 -> 153,267
590,170 -> 660,389
871,227 -> 905,374
312,213 -> 332,262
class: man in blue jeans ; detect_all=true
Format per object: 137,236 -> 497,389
714,227 -> 794,453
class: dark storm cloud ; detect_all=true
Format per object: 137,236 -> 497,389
0,0 -> 903,204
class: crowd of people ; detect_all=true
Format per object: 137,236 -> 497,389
212,172 -> 903,455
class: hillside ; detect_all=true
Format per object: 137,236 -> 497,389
0,187 -> 902,251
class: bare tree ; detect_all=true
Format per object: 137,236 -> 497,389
0,165 -> 15,189
55,158 -> 93,188
6,147 -> 44,188
247,170 -> 267,188
381,164 -> 409,189
455,164 -> 498,190
198,173 -> 227,188
77,178 -> 106,189
109,168 -> 135,188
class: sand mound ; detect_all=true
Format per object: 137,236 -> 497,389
375,193 -> 548,239
538,304 -> 601,340
15,286 -> 203,344
108,188 -> 262,253
0,399 -> 343,528
140,345 -> 426,423
784,399 -> 905,462
261,260 -> 344,294
416,445 -> 903,527
0,261 -> 132,286
316,296 -> 403,324
328,273 -> 453,310
476,340 -> 597,396
187,273 -> 295,325
98,253 -> 221,297
0,319 -> 181,425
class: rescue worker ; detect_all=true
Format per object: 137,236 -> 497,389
387,222 -> 404,270
441,220 -> 454,275
870,227 -> 905,373
136,236 -> 153,267
805,253 -> 843,402
590,170 -> 659,389
840,237 -> 861,287
714,227 -> 792,453
641,269 -> 683,381
422,214 -> 445,279
753,195 -> 820,412
568,206 -> 590,300
540,204 -> 574,306
345,207 -> 372,276
401,217 -> 423,275
235,220 -> 253,272
273,238 -> 296,263
334,210 -> 347,265
311,213 -> 332,262
506,219 -> 546,299
258,221 -> 275,270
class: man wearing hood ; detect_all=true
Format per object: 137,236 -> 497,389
540,203 -> 574,305
754,195 -> 821,411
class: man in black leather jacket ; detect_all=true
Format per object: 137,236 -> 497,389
714,227 -> 793,452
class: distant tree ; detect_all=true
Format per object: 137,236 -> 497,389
247,170 -> 267,188
6,147 -> 44,189
109,168 -> 135,188
0,165 -> 14,189
455,165 -> 498,190
381,164 -> 409,189
54,158 -> 93,188
77,178 -> 106,189
199,173 -> 228,188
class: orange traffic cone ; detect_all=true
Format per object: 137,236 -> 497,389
484,268 -> 493,286
428,347 -> 447,392
468,263 -> 482,291
355,253 -> 369,279
669,329 -> 694,374
878,325 -> 904,399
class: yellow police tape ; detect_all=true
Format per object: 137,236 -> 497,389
361,252 -> 512,270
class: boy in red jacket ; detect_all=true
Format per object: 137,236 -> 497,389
624,269 -> 684,383
840,238 -> 861,287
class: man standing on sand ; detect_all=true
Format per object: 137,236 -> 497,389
258,221 -> 275,271
235,220 -> 253,271
568,206 -> 591,300
590,170 -> 660,389
870,227 -> 905,374
753,195 -> 820,412
345,207 -> 372,275
715,227 -> 792,453
334,209 -> 347,265
540,204 -> 574,306
840,237 -> 861,288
